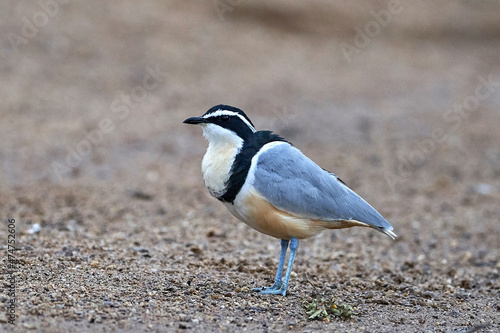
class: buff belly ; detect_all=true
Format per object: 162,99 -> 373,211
224,187 -> 370,240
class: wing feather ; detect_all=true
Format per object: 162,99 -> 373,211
252,143 -> 394,233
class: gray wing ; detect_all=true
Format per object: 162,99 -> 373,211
253,143 -> 394,232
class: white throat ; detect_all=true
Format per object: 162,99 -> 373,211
201,124 -> 243,197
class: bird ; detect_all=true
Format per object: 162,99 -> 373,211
183,105 -> 396,296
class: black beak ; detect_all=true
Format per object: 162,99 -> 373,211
183,116 -> 206,125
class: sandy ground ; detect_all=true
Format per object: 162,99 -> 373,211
0,1 -> 499,332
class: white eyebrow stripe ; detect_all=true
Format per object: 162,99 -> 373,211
203,109 -> 257,133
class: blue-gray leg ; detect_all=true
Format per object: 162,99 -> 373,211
254,237 -> 299,296
253,239 -> 289,293
278,237 -> 299,296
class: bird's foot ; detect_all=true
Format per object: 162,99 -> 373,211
252,281 -> 280,292
259,287 -> 287,296
252,283 -> 287,296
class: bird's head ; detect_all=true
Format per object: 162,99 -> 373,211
183,105 -> 256,146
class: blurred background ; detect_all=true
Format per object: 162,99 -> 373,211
1,1 -> 499,331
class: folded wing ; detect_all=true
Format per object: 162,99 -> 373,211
252,142 -> 395,237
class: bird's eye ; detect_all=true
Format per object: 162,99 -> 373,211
220,115 -> 230,122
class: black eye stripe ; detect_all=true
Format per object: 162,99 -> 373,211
203,105 -> 255,128
220,115 -> 230,121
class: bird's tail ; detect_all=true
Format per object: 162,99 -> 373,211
379,227 -> 397,240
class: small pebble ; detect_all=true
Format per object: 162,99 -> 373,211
423,291 -> 434,299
